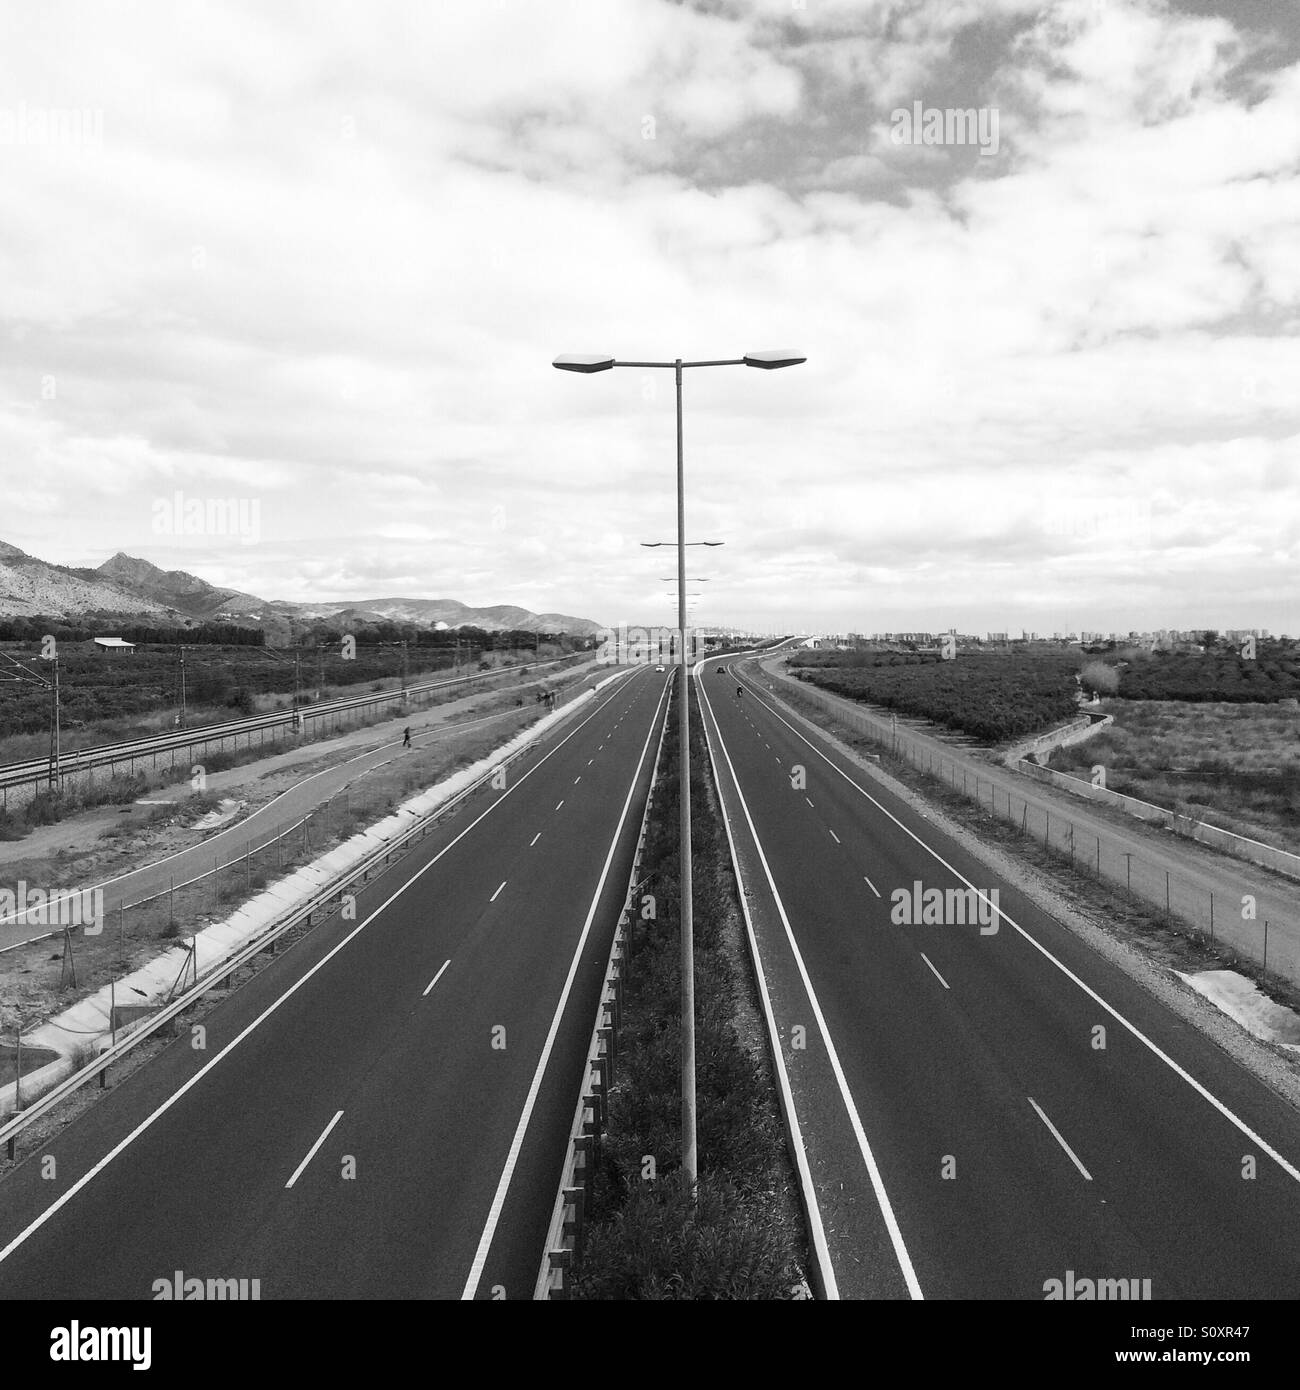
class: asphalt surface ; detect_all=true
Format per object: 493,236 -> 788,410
754,655 -> 1300,983
0,664 -> 668,1299
698,655 -> 1300,1300
0,660 -> 603,952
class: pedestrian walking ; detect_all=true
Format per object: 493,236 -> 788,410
402,726 -> 411,748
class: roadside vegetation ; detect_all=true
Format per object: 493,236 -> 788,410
0,660 -> 588,839
572,689 -> 807,1300
0,631 -> 590,746
0,668 -> 600,1058
785,641 -> 1300,745
1048,701 -> 1300,856
770,671 -> 1300,1018
787,650 -> 1081,742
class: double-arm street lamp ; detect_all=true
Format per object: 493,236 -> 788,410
553,349 -> 805,1190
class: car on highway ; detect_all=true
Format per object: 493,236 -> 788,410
655,664 -> 665,672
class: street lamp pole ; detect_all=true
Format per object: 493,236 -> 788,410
671,357 -> 699,1188
554,348 -> 804,1193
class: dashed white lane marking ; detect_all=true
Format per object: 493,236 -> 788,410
490,881 -> 507,902
1028,1097 -> 1093,1181
555,800 -> 564,810
530,832 -> 541,846
587,759 -> 593,765
423,960 -> 451,997
285,1110 -> 344,1189
805,797 -> 815,808
466,674 -> 671,1301
829,828 -> 841,844
862,873 -> 882,898
574,775 -> 582,784
737,680 -> 1300,1188
920,953 -> 950,990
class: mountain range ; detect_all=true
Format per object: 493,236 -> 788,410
0,541 -> 603,636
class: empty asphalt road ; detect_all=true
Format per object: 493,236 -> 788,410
0,665 -> 668,1299
698,655 -> 1300,1300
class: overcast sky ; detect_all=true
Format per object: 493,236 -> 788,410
1,0 -> 1297,636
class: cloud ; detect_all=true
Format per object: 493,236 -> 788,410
0,0 -> 1296,634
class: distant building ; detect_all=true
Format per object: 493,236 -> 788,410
91,637 -> 135,654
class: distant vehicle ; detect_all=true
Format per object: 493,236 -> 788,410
655,664 -> 665,672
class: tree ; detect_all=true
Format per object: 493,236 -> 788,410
1079,660 -> 1120,696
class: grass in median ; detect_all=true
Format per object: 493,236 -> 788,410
572,688 -> 809,1300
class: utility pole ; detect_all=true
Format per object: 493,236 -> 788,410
48,651 -> 61,790
177,646 -> 187,729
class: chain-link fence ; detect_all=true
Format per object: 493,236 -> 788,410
775,672 -> 1300,989
8,670 -> 607,983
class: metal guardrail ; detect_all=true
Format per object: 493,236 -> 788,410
0,672 -> 620,1157
534,680 -> 670,1300
0,655 -> 587,805
0,663 -> 600,952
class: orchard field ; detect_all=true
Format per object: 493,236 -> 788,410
786,651 -> 1081,743
785,642 -> 1300,744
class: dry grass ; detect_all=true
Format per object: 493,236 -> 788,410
1049,700 -> 1300,854
0,686 -> 590,1038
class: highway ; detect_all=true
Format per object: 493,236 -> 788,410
0,665 -> 668,1299
0,661 -> 602,952
697,655 -> 1300,1300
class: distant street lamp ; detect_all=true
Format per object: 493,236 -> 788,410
554,349 -> 805,1192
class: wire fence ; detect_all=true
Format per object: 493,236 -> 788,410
1,655 -> 590,811
778,674 -> 1300,990
10,672 -> 605,983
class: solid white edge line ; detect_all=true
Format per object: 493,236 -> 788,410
700,671 -> 923,1299
697,675 -> 840,1301
0,670 -> 643,1270
460,678 -> 670,1300
737,669 -> 1300,1187
422,960 -> 452,997
919,953 -> 950,991
1028,1096 -> 1093,1181
285,1109 -> 344,1189
0,702 -> 550,935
